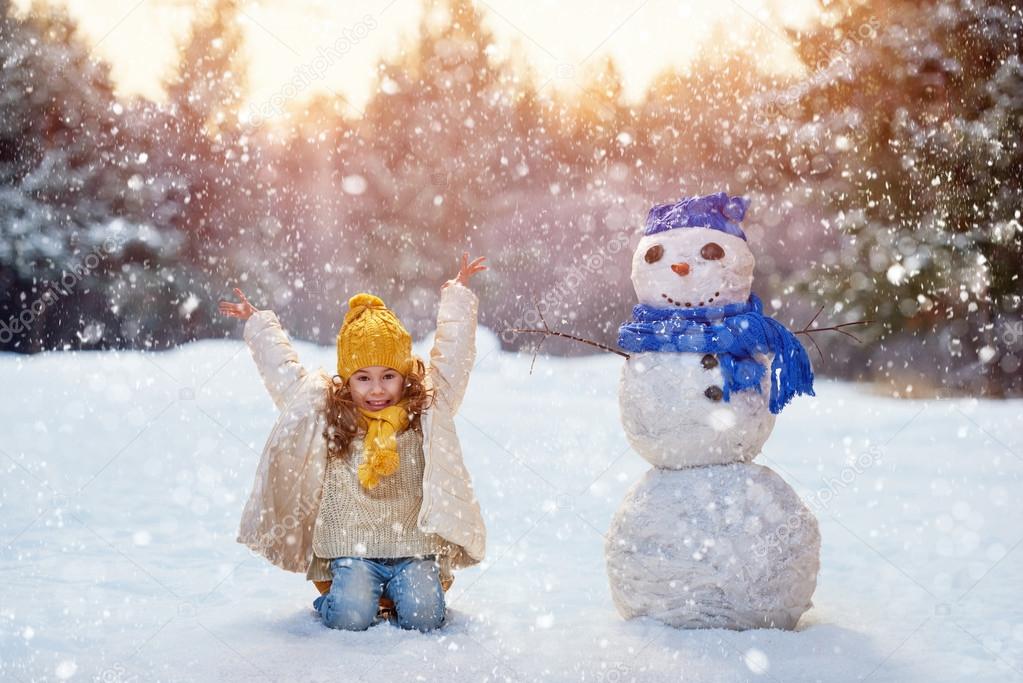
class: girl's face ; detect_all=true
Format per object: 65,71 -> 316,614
348,366 -> 405,411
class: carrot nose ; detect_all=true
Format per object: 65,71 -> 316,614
671,262 -> 690,276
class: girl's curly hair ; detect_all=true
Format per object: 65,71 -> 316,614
322,357 -> 434,460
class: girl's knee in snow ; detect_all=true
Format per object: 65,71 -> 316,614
317,558 -> 382,630
396,604 -> 445,632
317,592 -> 379,631
389,558 -> 446,632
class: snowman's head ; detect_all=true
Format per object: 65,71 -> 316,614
630,193 -> 755,308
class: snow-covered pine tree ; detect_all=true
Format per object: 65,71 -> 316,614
353,0 -> 522,335
157,0 -> 265,341
163,0 -> 248,263
0,3 -> 219,352
761,0 -> 1023,395
0,4 -> 131,351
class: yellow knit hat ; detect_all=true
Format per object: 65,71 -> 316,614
336,293 -> 413,380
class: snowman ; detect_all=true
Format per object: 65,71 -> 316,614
605,193 -> 821,630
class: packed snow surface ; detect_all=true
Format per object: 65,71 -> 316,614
2,326 -> 1021,682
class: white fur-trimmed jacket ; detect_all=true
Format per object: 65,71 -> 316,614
235,283 -> 486,585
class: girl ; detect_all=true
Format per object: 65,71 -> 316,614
218,252 -> 488,632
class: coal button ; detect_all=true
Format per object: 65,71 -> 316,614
701,354 -> 718,370
704,385 -> 723,402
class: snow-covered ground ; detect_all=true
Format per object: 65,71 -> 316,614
2,325 -> 1021,682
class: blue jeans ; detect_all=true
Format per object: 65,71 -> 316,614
313,556 -> 446,632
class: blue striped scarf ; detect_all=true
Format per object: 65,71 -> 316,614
617,294 -> 815,414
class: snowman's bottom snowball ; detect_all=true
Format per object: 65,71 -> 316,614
605,463 -> 820,630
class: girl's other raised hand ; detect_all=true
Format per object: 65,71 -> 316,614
218,288 -> 260,321
444,251 -> 487,290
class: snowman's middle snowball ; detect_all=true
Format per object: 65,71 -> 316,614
619,351 -> 777,468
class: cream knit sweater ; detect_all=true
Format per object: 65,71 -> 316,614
305,425 -> 449,581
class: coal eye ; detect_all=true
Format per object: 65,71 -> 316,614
700,242 -> 725,260
644,245 -> 664,263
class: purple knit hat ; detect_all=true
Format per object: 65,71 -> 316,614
644,192 -> 750,241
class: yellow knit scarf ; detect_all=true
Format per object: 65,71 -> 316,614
356,401 -> 411,490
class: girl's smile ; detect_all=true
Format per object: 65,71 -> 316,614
348,366 -> 405,412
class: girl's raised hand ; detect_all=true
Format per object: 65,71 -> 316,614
444,251 -> 487,289
218,288 -> 260,321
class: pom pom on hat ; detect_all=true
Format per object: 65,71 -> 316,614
344,293 -> 386,326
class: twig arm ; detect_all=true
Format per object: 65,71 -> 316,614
795,310 -> 874,345
504,300 -> 631,374
506,328 -> 631,359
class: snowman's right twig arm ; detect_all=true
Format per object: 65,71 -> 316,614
794,305 -> 874,362
809,323 -> 872,342
505,300 -> 631,373
799,325 -> 825,363
795,306 -> 873,342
